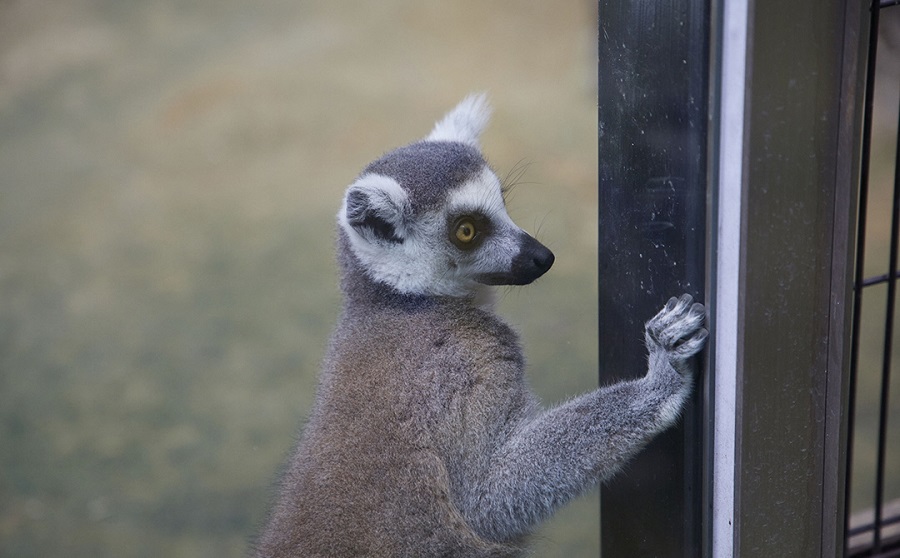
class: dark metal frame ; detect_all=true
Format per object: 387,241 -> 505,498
597,1 -> 710,555
728,1 -> 865,555
599,0 -> 870,556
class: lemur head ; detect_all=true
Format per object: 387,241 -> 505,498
337,94 -> 554,299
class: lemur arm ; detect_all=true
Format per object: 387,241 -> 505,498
467,295 -> 707,542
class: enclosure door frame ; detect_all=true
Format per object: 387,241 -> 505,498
711,0 -> 867,555
598,0 -> 868,556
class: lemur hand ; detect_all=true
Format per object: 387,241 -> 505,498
645,294 -> 708,373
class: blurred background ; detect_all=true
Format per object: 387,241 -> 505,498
0,1 -> 599,557
850,6 -> 900,526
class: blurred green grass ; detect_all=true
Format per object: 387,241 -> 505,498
0,1 -> 599,556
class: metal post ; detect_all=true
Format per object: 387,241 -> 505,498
598,1 -> 710,555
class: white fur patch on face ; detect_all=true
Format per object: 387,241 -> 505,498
446,167 -> 515,229
425,93 -> 492,148
338,166 -> 529,299
446,167 -> 524,282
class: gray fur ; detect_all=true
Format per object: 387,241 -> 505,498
253,97 -> 708,557
363,141 -> 487,214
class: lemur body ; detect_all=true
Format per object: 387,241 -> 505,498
254,96 -> 708,557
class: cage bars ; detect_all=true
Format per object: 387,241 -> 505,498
846,0 -> 900,555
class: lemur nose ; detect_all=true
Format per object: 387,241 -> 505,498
482,232 -> 555,286
517,235 -> 554,282
533,245 -> 555,273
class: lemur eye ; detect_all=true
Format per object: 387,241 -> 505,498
455,219 -> 477,244
450,214 -> 490,250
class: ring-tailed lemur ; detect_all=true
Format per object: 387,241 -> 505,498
254,95 -> 708,557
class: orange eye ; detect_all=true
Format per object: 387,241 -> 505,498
455,219 -> 477,243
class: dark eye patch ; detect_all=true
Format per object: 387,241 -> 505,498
447,212 -> 492,250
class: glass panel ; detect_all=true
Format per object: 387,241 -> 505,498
598,0 -> 710,555
0,3 -> 599,557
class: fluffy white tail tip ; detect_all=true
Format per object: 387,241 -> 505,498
425,93 -> 492,147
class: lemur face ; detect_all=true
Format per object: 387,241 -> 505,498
337,95 -> 554,298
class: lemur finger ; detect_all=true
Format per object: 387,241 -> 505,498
673,327 -> 709,360
657,303 -> 705,347
666,294 -> 695,321
646,295 -> 707,353
665,296 -> 680,312
647,295 -> 691,333
662,294 -> 693,323
672,303 -> 707,340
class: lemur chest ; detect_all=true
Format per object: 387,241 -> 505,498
333,308 -> 526,418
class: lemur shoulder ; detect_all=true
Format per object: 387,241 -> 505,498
254,95 -> 708,557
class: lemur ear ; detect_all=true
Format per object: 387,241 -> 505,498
425,93 -> 491,148
342,174 -> 410,244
